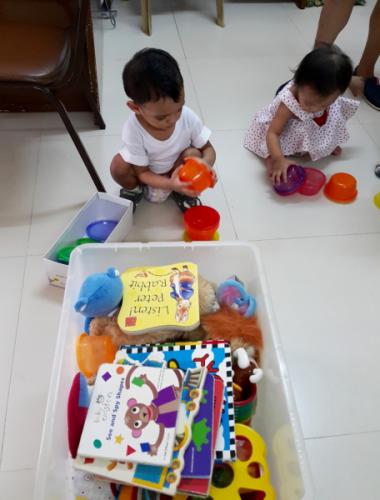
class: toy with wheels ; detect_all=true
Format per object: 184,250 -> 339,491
208,423 -> 276,499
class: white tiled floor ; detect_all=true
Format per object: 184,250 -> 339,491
0,0 -> 379,498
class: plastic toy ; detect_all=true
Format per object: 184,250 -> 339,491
86,219 -> 118,242
216,277 -> 256,317
324,172 -> 357,203
56,238 -> 97,265
76,333 -> 117,379
273,164 -> 306,196
183,205 -> 220,241
74,267 -> 123,317
57,244 -> 76,265
67,373 -> 89,458
208,423 -> 275,500
234,383 -> 257,424
179,158 -> 215,193
274,164 -> 326,197
374,192 -> 380,209
298,167 -> 326,196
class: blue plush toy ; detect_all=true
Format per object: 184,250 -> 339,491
74,267 -> 123,317
216,276 -> 256,318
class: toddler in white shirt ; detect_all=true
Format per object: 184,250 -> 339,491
110,48 -> 216,211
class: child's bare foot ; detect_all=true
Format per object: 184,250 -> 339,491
331,146 -> 342,156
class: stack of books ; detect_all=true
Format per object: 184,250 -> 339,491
74,340 -> 235,497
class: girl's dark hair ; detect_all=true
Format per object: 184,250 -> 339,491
122,48 -> 183,104
294,45 -> 353,97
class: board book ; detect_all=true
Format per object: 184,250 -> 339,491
178,375 -> 224,496
74,367 -> 207,496
115,340 -> 236,462
117,262 -> 199,335
77,364 -> 182,466
182,373 -> 214,479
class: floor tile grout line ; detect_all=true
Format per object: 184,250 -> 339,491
171,0 -> 187,61
304,428 -> 380,441
0,467 -> 35,473
26,132 -> 42,253
0,254 -> 28,468
171,3 -> 208,125
244,230 -> 380,244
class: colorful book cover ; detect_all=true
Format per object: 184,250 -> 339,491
117,262 -> 199,335
115,340 -> 236,462
74,368 -> 207,496
178,376 -> 224,497
181,373 -> 214,479
77,364 -> 182,466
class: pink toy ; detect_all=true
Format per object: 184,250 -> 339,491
274,164 -> 326,197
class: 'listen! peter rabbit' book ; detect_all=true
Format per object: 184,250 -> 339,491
77,364 -> 182,466
117,262 -> 199,335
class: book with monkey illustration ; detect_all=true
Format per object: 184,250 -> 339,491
75,367 -> 207,496
117,262 -> 199,335
77,364 -> 183,466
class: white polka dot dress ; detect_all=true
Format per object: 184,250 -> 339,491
243,81 -> 359,161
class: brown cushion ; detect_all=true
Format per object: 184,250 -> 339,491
0,23 -> 71,84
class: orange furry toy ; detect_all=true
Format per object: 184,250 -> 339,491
201,305 -> 263,362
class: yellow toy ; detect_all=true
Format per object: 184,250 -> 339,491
121,424 -> 275,500
208,423 -> 275,500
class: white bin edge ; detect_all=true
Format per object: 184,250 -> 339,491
34,241 -> 315,500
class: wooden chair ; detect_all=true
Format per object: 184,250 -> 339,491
0,0 -> 106,192
141,0 -> 225,36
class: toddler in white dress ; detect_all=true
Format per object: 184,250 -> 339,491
244,46 -> 359,184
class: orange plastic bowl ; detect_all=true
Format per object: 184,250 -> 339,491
179,158 -> 214,193
324,172 -> 358,203
184,206 -> 220,241
76,333 -> 117,379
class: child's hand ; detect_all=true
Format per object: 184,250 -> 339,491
171,167 -> 200,197
270,158 -> 292,184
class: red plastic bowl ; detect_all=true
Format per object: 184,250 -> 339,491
184,206 -> 220,241
298,167 -> 326,196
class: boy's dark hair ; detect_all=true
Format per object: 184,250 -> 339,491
294,45 -> 353,97
122,48 -> 184,104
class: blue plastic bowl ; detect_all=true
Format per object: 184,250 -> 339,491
86,220 -> 118,242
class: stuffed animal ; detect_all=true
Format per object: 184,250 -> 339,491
201,305 -> 263,363
216,276 -> 256,318
89,276 -> 218,347
233,347 -> 263,385
74,267 -> 123,318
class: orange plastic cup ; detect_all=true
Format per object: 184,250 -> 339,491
76,333 -> 117,379
184,205 -> 220,241
324,172 -> 358,203
179,158 -> 214,193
